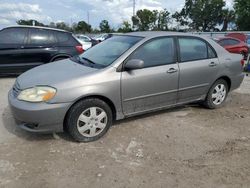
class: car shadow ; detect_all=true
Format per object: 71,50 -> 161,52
113,103 -> 202,126
2,103 -> 203,142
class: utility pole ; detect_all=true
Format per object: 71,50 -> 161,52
133,0 -> 136,16
132,0 -> 136,30
87,11 -> 90,25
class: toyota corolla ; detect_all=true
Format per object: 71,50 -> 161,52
8,32 -> 244,142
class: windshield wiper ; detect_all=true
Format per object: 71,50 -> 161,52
81,57 -> 96,64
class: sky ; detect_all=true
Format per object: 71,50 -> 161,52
0,0 -> 234,29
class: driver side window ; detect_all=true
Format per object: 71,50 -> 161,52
128,37 -> 176,68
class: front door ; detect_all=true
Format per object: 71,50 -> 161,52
121,37 -> 179,116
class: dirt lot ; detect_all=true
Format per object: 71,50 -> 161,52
0,76 -> 250,188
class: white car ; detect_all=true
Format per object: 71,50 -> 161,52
74,35 -> 94,50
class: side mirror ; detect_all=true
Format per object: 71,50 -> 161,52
124,59 -> 144,70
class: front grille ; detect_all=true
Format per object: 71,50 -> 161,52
12,81 -> 21,98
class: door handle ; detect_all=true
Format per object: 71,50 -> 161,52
167,68 -> 178,74
209,62 -> 217,67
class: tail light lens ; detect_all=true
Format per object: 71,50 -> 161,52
76,45 -> 84,54
241,59 -> 245,66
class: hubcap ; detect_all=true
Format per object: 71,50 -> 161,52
212,84 -> 226,105
77,107 -> 108,137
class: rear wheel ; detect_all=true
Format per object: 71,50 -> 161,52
65,98 -> 113,142
203,79 -> 228,109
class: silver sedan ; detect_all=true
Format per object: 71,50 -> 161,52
8,32 -> 244,142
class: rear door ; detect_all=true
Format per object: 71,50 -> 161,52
0,27 -> 28,74
21,28 -> 57,69
177,37 -> 219,103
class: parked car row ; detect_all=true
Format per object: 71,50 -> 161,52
214,32 -> 249,60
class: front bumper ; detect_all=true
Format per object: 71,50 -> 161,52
8,90 -> 72,133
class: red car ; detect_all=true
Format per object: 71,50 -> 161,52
216,37 -> 249,59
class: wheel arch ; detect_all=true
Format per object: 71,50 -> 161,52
50,54 -> 71,62
216,76 -> 231,91
63,95 -> 117,131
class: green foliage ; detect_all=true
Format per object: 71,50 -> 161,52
132,9 -> 171,31
99,20 -> 111,33
234,0 -> 250,30
74,21 -> 92,33
173,0 -> 225,31
117,21 -> 132,33
55,22 -> 71,31
220,9 -> 235,31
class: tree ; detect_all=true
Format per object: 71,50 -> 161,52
234,0 -> 250,30
99,20 -> 111,33
132,9 -> 158,31
219,9 -> 235,31
117,21 -> 132,33
173,0 -> 225,31
132,9 -> 171,31
75,21 -> 92,33
17,19 -> 45,26
55,22 -> 71,31
155,9 -> 171,31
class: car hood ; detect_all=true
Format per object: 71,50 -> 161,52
17,58 -> 98,89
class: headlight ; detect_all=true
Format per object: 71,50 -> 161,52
17,86 -> 56,102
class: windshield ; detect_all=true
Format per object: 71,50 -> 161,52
79,35 -> 143,67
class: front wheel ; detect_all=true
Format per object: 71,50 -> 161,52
203,79 -> 229,109
65,98 -> 113,142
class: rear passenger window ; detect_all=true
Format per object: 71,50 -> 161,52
208,45 -> 217,58
179,38 -> 208,62
0,28 -> 27,44
29,29 -> 56,45
55,31 -> 70,43
128,37 -> 176,68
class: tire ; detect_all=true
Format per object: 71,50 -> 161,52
203,79 -> 229,109
65,98 -> 113,142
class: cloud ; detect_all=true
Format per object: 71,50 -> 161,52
76,0 -> 165,27
0,3 -> 51,26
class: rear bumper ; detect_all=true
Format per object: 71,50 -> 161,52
8,90 -> 72,133
230,73 -> 245,91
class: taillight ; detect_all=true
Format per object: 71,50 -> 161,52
76,45 -> 84,54
241,59 -> 245,66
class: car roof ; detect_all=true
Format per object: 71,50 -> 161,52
2,25 -> 70,33
124,31 -> 196,38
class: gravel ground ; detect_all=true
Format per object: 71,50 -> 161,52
0,75 -> 250,188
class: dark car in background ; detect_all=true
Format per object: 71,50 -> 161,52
215,37 -> 249,59
0,26 -> 84,75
